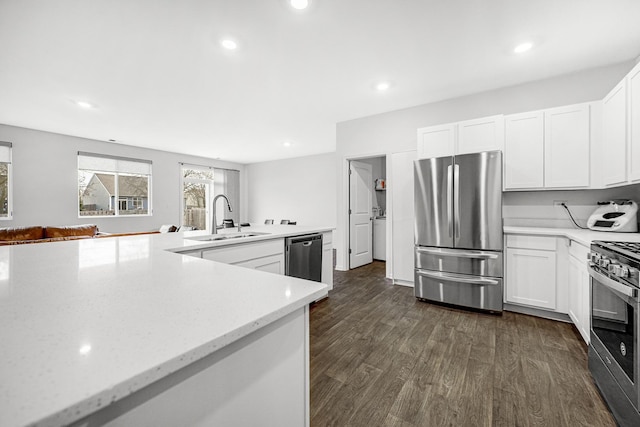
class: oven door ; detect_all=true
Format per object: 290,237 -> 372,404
589,264 -> 640,410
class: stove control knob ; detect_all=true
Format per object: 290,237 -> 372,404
614,264 -> 630,278
600,258 -> 611,268
590,252 -> 602,263
607,261 -> 619,273
628,267 -> 639,281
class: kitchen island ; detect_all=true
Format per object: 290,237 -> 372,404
0,225 -> 332,427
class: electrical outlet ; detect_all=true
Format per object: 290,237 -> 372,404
553,200 -> 567,207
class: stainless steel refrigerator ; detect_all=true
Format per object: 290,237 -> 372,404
414,150 -> 503,312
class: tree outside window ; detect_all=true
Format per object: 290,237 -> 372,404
182,167 -> 214,231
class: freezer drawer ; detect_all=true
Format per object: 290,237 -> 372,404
415,246 -> 503,277
414,268 -> 503,312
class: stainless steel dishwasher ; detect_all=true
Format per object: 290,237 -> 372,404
285,234 -> 323,282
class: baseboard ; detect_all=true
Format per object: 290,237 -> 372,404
504,303 -> 572,323
393,279 -> 414,288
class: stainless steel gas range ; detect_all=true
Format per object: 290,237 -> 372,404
589,241 -> 640,426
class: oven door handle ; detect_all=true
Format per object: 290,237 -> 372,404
589,263 -> 638,299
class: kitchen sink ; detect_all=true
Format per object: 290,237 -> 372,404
186,232 -> 270,242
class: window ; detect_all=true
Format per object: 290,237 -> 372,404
180,164 -> 240,232
0,142 -> 12,219
181,165 -> 214,231
78,152 -> 152,217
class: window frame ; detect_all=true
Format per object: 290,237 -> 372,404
78,152 -> 153,218
0,142 -> 12,220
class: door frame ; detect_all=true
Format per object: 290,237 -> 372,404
348,160 -> 374,269
340,153 -> 391,277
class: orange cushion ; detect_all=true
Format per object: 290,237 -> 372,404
0,226 -> 45,241
44,224 -> 98,238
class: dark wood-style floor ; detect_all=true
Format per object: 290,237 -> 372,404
309,261 -> 615,426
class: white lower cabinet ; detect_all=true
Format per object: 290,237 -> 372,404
506,245 -> 557,310
568,240 -> 590,344
182,234 -> 334,288
201,239 -> 285,274
505,234 -> 569,313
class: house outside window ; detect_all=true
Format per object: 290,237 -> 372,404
78,152 -> 152,217
0,142 -> 12,219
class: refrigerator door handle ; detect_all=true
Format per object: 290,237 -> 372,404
447,164 -> 453,237
416,247 -> 499,259
416,269 -> 499,286
453,163 -> 460,239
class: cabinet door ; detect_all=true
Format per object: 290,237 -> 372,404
602,80 -> 628,185
568,254 -> 586,341
629,62 -> 640,182
544,104 -> 590,188
417,124 -> 456,159
457,115 -> 504,155
235,254 -> 284,274
391,150 -> 417,285
578,262 -> 590,343
506,248 -> 557,309
504,111 -> 544,189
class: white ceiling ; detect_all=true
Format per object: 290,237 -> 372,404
1,0 -> 640,164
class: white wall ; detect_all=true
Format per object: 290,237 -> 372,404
0,124 -> 246,233
246,152 -> 336,227
334,61 -> 636,271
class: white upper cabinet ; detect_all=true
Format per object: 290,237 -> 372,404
417,123 -> 456,159
544,103 -> 591,188
602,80 -> 628,186
504,111 -> 544,189
457,115 -> 504,155
628,62 -> 640,182
416,115 -> 503,159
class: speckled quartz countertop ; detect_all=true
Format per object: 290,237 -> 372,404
0,225 -> 332,427
504,226 -> 640,246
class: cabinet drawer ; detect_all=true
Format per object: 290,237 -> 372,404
506,234 -> 556,251
202,240 -> 284,264
569,240 -> 590,264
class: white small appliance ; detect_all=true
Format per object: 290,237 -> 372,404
587,200 -> 638,232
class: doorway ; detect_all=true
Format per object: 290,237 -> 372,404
348,156 -> 387,269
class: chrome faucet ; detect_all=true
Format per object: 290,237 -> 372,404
211,194 -> 233,234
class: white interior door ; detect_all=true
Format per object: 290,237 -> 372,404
349,160 -> 373,269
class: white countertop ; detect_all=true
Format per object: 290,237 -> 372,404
504,226 -> 640,247
0,225 -> 332,427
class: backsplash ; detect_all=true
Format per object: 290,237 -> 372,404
503,184 -> 640,229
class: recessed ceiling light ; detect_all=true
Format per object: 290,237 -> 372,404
290,0 -> 309,10
375,81 -> 391,91
283,141 -> 292,147
514,42 -> 533,54
76,101 -> 94,109
221,39 -> 238,50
